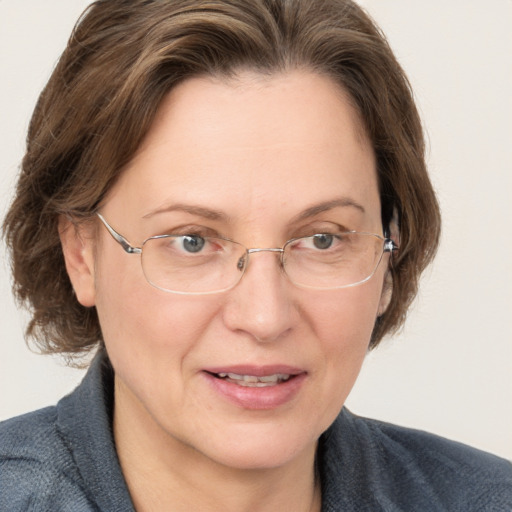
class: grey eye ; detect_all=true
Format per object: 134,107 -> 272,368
182,235 -> 205,253
312,234 -> 334,250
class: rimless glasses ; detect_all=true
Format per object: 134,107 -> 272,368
97,213 -> 397,295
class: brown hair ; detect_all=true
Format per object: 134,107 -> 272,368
3,0 -> 440,361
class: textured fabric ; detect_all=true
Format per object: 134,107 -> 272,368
318,412 -> 512,511
0,353 -> 133,511
1,351 -> 511,511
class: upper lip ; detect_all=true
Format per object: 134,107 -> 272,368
203,365 -> 305,377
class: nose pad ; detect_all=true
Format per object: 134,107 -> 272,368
223,248 -> 295,343
236,248 -> 286,285
236,254 -> 246,272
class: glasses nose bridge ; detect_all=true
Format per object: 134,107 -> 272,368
246,247 -> 285,256
241,247 -> 286,276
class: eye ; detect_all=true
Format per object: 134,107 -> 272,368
312,234 -> 334,250
287,233 -> 341,253
181,235 -> 206,253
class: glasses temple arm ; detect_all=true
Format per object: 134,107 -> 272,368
96,213 -> 142,254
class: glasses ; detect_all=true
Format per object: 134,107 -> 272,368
97,213 -> 397,295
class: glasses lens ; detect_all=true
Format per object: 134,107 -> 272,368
139,232 -> 385,294
283,232 -> 384,289
141,235 -> 247,294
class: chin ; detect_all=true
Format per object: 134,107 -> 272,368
185,421 -> 322,471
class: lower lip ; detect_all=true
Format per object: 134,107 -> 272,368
203,372 -> 307,410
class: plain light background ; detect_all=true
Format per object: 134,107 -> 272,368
1,1 -> 511,460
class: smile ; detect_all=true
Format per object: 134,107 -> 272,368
203,366 -> 306,409
214,372 -> 292,387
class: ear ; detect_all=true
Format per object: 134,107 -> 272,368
58,215 -> 96,307
378,207 -> 399,317
377,271 -> 393,317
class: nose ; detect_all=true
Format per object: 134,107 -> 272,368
222,249 -> 298,343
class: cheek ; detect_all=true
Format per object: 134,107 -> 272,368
305,281 -> 383,407
93,252 -> 221,384
307,280 -> 382,348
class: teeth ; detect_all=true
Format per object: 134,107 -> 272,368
215,372 -> 292,386
257,375 -> 279,383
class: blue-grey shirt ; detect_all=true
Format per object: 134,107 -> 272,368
1,351 -> 511,511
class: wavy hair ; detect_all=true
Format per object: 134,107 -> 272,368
3,0 -> 441,361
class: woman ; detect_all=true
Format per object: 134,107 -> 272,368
1,0 -> 511,510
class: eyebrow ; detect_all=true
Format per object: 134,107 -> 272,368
293,197 -> 366,222
143,196 -> 364,223
143,203 -> 229,221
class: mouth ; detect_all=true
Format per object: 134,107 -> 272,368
203,368 -> 306,409
203,366 -> 306,409
208,372 -> 294,387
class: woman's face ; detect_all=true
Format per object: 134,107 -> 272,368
70,70 -> 390,470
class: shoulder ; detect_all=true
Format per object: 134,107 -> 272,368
0,407 -> 92,511
321,409 -> 512,510
359,414 -> 511,472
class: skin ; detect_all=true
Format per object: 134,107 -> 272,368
60,70 -> 391,512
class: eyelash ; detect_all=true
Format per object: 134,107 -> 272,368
157,225 -> 221,238
153,222 -> 353,241
293,223 -> 352,239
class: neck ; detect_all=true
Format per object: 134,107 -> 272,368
113,377 -> 321,512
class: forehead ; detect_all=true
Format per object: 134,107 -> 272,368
105,70 -> 380,231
